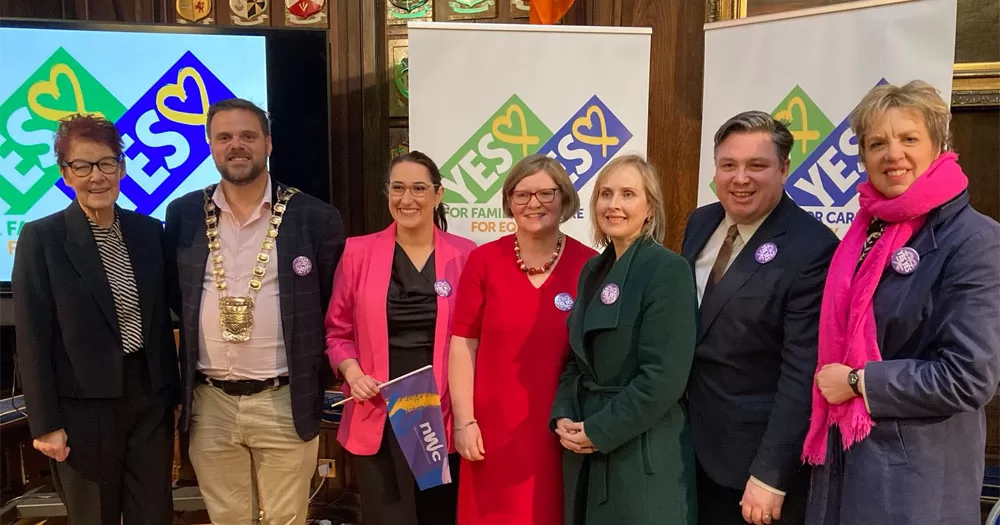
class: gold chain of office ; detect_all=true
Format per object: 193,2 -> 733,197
202,184 -> 299,343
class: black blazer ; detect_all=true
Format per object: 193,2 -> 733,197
680,194 -> 838,491
164,179 -> 344,441
13,203 -> 181,439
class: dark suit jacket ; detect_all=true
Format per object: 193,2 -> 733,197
164,179 -> 344,441
13,203 -> 180,439
808,191 -> 1000,525
680,194 -> 838,492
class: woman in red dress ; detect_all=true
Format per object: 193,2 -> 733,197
449,154 -> 597,525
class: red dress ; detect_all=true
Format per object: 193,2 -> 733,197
452,234 -> 596,525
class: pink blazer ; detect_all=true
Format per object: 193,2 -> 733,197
325,223 -> 477,456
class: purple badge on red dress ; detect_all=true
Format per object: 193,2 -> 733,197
434,279 -> 453,297
600,283 -> 620,305
755,242 -> 778,264
292,256 -> 313,276
554,292 -> 575,312
891,247 -> 920,275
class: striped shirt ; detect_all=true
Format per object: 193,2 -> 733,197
88,213 -> 143,354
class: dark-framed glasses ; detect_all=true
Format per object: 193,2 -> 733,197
386,181 -> 437,198
60,155 -> 123,177
510,188 -> 559,205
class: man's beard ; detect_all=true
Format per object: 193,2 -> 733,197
218,158 -> 267,186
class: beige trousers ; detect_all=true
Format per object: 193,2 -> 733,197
189,383 -> 319,525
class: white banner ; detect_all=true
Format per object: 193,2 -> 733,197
699,0 -> 957,237
409,22 -> 651,248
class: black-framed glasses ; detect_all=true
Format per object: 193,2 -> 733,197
386,181 -> 438,198
510,188 -> 559,205
60,155 -> 123,177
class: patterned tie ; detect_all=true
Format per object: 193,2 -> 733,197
704,224 -> 740,299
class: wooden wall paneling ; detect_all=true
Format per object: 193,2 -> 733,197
329,0 -> 364,235
0,0 -> 65,18
574,0 -> 705,252
952,108 -> 1000,221
362,0 -> 393,233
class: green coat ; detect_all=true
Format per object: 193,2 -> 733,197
551,238 -> 698,525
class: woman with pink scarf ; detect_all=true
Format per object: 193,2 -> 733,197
802,80 -> 1000,525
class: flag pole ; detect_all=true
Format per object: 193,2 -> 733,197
328,365 -> 434,409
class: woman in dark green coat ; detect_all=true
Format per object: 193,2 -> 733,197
551,154 -> 698,525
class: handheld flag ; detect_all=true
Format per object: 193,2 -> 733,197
379,365 -> 452,490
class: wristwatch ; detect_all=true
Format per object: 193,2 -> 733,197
847,368 -> 861,396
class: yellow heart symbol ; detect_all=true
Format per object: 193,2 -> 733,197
492,104 -> 539,157
774,96 -> 820,154
27,64 -> 106,122
155,67 -> 210,126
571,106 -> 619,158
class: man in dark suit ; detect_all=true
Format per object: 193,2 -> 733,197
14,114 -> 179,524
164,98 -> 344,525
681,111 -> 838,525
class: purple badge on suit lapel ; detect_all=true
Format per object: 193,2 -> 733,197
755,242 -> 778,264
434,279 -> 452,297
292,256 -> 313,276
600,283 -> 620,305
891,247 -> 920,275
554,292 -> 575,312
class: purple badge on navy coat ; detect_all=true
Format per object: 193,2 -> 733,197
755,242 -> 778,264
600,283 -> 620,305
292,256 -> 313,276
434,279 -> 453,297
891,247 -> 920,275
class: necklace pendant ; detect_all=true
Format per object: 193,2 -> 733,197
219,296 -> 255,343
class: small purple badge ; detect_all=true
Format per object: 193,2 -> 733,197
554,292 -> 575,312
292,256 -> 313,276
600,283 -> 620,305
755,242 -> 778,264
434,279 -> 453,298
891,247 -> 920,275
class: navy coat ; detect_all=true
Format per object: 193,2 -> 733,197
806,191 -> 1000,525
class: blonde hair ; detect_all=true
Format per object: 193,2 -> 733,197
589,154 -> 666,248
501,154 -> 581,222
850,80 -> 951,158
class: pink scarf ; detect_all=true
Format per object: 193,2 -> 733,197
801,152 -> 968,465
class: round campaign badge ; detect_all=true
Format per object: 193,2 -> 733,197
434,279 -> 453,297
554,292 -> 575,312
292,256 -> 313,276
755,242 -> 778,264
600,283 -> 620,305
891,247 -> 920,275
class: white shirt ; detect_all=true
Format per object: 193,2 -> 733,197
198,177 -> 288,380
694,212 -> 769,306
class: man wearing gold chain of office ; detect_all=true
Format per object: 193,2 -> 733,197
165,98 -> 344,525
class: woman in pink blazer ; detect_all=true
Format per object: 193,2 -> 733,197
325,151 -> 477,525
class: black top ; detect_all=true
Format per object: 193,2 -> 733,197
386,243 -> 438,379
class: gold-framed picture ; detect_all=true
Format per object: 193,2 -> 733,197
389,39 -> 409,117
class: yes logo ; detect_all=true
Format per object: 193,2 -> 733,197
537,95 -> 632,191
440,94 -> 552,204
54,51 -> 236,214
0,48 -> 126,214
775,82 -> 888,208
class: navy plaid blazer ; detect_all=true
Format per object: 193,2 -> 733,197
164,179 -> 345,441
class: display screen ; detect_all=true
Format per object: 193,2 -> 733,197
0,25 -> 269,282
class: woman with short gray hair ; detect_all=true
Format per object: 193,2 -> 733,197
804,80 -> 1000,525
